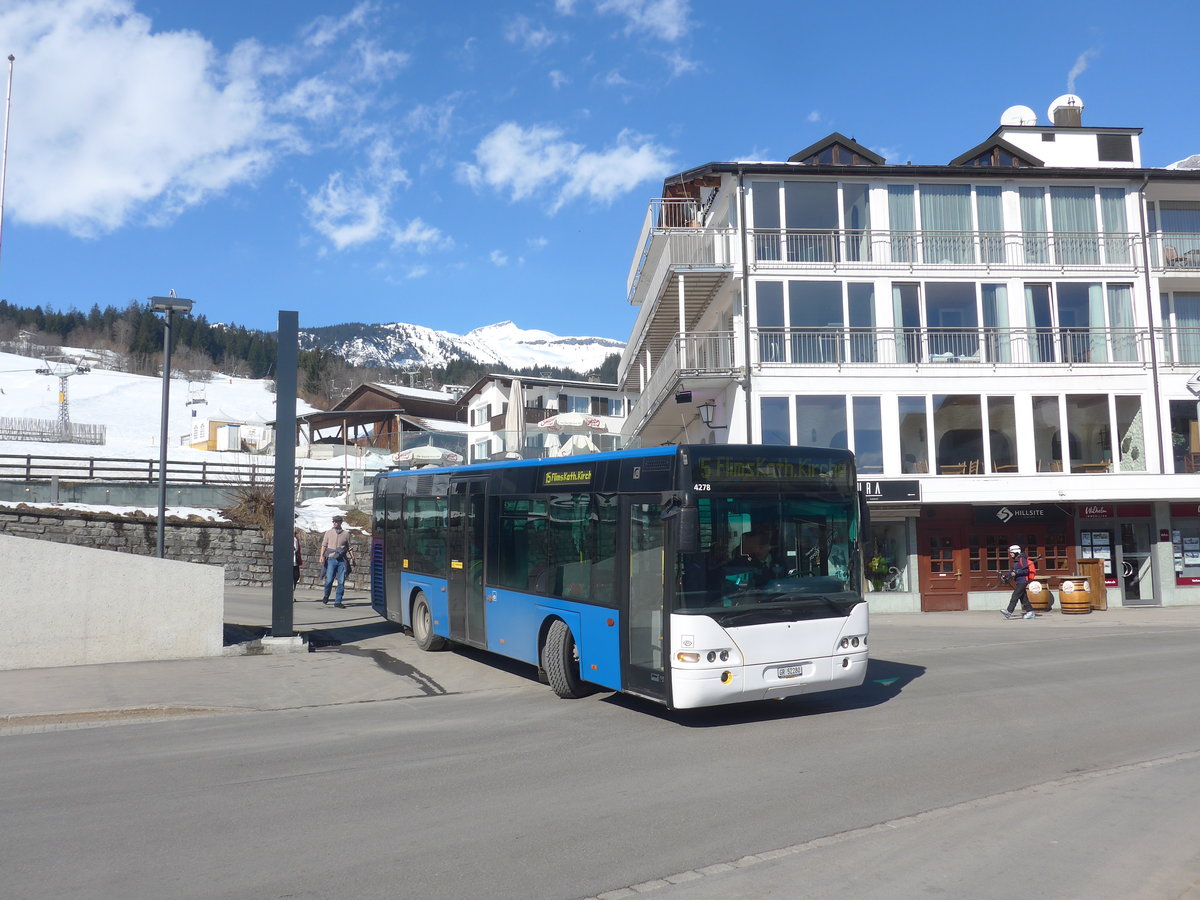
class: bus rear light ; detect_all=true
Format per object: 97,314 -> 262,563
719,649 -> 729,662
851,637 -> 860,647
706,651 -> 716,663
676,652 -> 700,663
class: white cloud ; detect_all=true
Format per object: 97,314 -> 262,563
528,236 -> 549,249
664,50 -> 697,77
490,250 -> 509,266
602,69 -> 630,87
596,0 -> 692,42
306,172 -> 390,250
392,218 -> 446,252
0,0 -> 315,236
353,39 -> 411,81
807,110 -> 822,123
503,15 -> 561,51
555,0 -> 579,13
406,264 -> 430,279
302,1 -> 374,48
549,70 -> 570,89
460,122 -> 673,211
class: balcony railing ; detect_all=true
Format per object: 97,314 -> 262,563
627,332 -> 737,428
1154,233 -> 1200,269
1158,327 -> 1200,365
751,326 -> 1153,367
747,229 -> 1144,269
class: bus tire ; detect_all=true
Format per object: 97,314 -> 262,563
412,592 -> 445,652
542,619 -> 590,699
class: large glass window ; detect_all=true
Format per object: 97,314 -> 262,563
404,496 -> 448,575
755,281 -> 785,362
888,184 -> 916,262
1163,293 -> 1200,364
1170,399 -> 1199,474
987,397 -> 1018,472
1157,201 -> 1200,257
1050,187 -> 1099,264
784,182 -> 838,262
933,395 -> 982,474
920,184 -> 974,263
976,185 -> 1005,264
1033,396 -> 1063,471
867,520 -> 909,592
1056,283 -> 1105,362
789,281 -> 843,362
898,396 -> 929,473
852,397 -> 883,474
1108,284 -> 1136,361
794,396 -> 847,449
1100,188 -> 1130,264
760,397 -> 790,445
1116,396 -> 1146,472
751,181 -> 781,260
847,283 -> 876,362
1064,394 -> 1111,472
1020,186 -> 1049,264
893,283 -> 921,363
982,283 -> 1011,362
842,183 -> 871,262
925,282 -> 979,359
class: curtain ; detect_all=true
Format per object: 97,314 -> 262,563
888,185 -> 915,263
1020,187 -> 1048,264
1107,284 -> 1135,361
982,284 -> 1010,362
1087,283 -> 1107,362
1024,284 -> 1044,362
842,183 -> 871,262
1176,294 -> 1200,364
1050,187 -> 1099,265
920,184 -> 973,263
1099,188 -> 1130,264
976,186 -> 1005,264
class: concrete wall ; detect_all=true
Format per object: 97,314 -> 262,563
1,532 -> 224,670
0,507 -> 369,590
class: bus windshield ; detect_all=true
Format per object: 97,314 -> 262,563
677,493 -> 859,619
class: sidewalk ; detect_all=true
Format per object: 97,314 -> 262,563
2,590 -> 1197,732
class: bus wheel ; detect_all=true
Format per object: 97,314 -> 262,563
542,619 -> 589,699
412,592 -> 445,652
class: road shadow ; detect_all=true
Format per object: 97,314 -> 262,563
603,657 -> 926,727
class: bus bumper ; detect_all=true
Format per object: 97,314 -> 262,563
670,651 -> 868,710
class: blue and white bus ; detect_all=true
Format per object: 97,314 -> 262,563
370,444 -> 869,710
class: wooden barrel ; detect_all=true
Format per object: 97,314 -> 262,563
1027,581 -> 1052,612
1059,578 -> 1092,615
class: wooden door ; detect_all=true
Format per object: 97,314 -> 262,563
918,525 -> 968,611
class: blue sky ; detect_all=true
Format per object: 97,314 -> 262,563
0,0 -> 1195,342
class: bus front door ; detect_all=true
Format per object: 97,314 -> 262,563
624,497 -> 667,702
447,478 -> 487,647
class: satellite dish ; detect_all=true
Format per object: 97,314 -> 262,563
1000,105 -> 1037,127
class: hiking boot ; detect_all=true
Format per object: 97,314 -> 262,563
333,603 -> 346,609
1023,611 -> 1036,619
1001,610 -> 1013,619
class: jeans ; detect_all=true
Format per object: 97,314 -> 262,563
1006,580 -> 1032,614
323,558 -> 348,602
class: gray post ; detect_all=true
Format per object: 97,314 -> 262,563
156,309 -> 173,558
272,311 -> 299,637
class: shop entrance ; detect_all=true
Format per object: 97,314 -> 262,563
917,522 -> 968,611
1119,522 -> 1156,606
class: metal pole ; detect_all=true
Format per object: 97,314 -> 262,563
272,311 -> 299,637
0,55 -> 15,267
156,309 -> 172,558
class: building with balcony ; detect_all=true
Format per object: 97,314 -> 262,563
461,374 -> 628,462
618,94 -> 1200,613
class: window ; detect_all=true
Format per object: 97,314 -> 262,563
843,183 -> 871,262
920,184 -> 974,263
755,281 -> 786,363
1097,134 -> 1133,163
898,396 -> 929,473
847,283 -> 877,362
760,397 -> 790,445
888,185 -> 916,263
933,395 -> 982,474
1049,187 -> 1099,264
987,397 -> 1018,472
1162,292 -> 1200,364
789,281 -> 843,362
1100,188 -> 1130,264
784,182 -> 839,262
404,496 -> 447,575
1116,396 -> 1145,472
1064,394 -> 1111,472
751,181 -> 781,261
1033,396 -> 1063,471
794,396 -> 847,449
1020,186 -> 1049,264
852,397 -> 883,473
1170,399 -> 1199,474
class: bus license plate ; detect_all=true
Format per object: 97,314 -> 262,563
777,665 -> 804,679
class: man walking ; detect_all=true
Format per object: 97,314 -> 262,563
319,515 -> 354,608
1003,543 -> 1036,620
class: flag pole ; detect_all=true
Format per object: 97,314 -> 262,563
0,55 -> 14,268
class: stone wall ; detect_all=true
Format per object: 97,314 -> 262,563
0,506 -> 369,590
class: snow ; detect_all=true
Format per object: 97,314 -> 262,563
0,350 -> 366,531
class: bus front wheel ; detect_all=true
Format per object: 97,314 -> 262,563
542,619 -> 589,699
412,592 -> 446,652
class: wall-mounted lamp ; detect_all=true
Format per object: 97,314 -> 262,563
698,400 -> 726,429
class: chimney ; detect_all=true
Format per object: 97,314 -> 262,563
1049,94 -> 1083,127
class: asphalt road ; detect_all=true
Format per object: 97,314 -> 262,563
2,607 -> 1199,899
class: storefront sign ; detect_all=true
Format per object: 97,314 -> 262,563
859,479 -> 920,502
1117,504 -> 1152,518
1176,576 -> 1200,586
1077,504 -> 1113,519
974,504 -> 1072,525
1170,503 -> 1200,518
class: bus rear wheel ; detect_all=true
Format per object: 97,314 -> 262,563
412,592 -> 446,652
542,619 -> 590,699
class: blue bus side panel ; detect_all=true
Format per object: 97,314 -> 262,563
400,574 -> 450,636
485,589 -> 622,691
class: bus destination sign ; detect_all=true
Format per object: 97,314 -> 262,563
696,455 -> 851,485
541,467 -> 594,488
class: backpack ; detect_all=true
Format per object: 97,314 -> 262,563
1024,556 -> 1036,581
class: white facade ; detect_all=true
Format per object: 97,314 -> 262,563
618,99 -> 1200,613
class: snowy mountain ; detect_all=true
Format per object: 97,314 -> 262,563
1167,154 -> 1200,170
300,320 -> 624,372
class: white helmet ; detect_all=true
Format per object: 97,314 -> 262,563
1008,544 -> 1021,554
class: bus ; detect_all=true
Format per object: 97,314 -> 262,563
370,443 -> 869,710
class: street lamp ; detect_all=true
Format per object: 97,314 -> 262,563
149,292 -> 194,558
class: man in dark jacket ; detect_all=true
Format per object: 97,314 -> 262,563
1003,543 -> 1036,619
